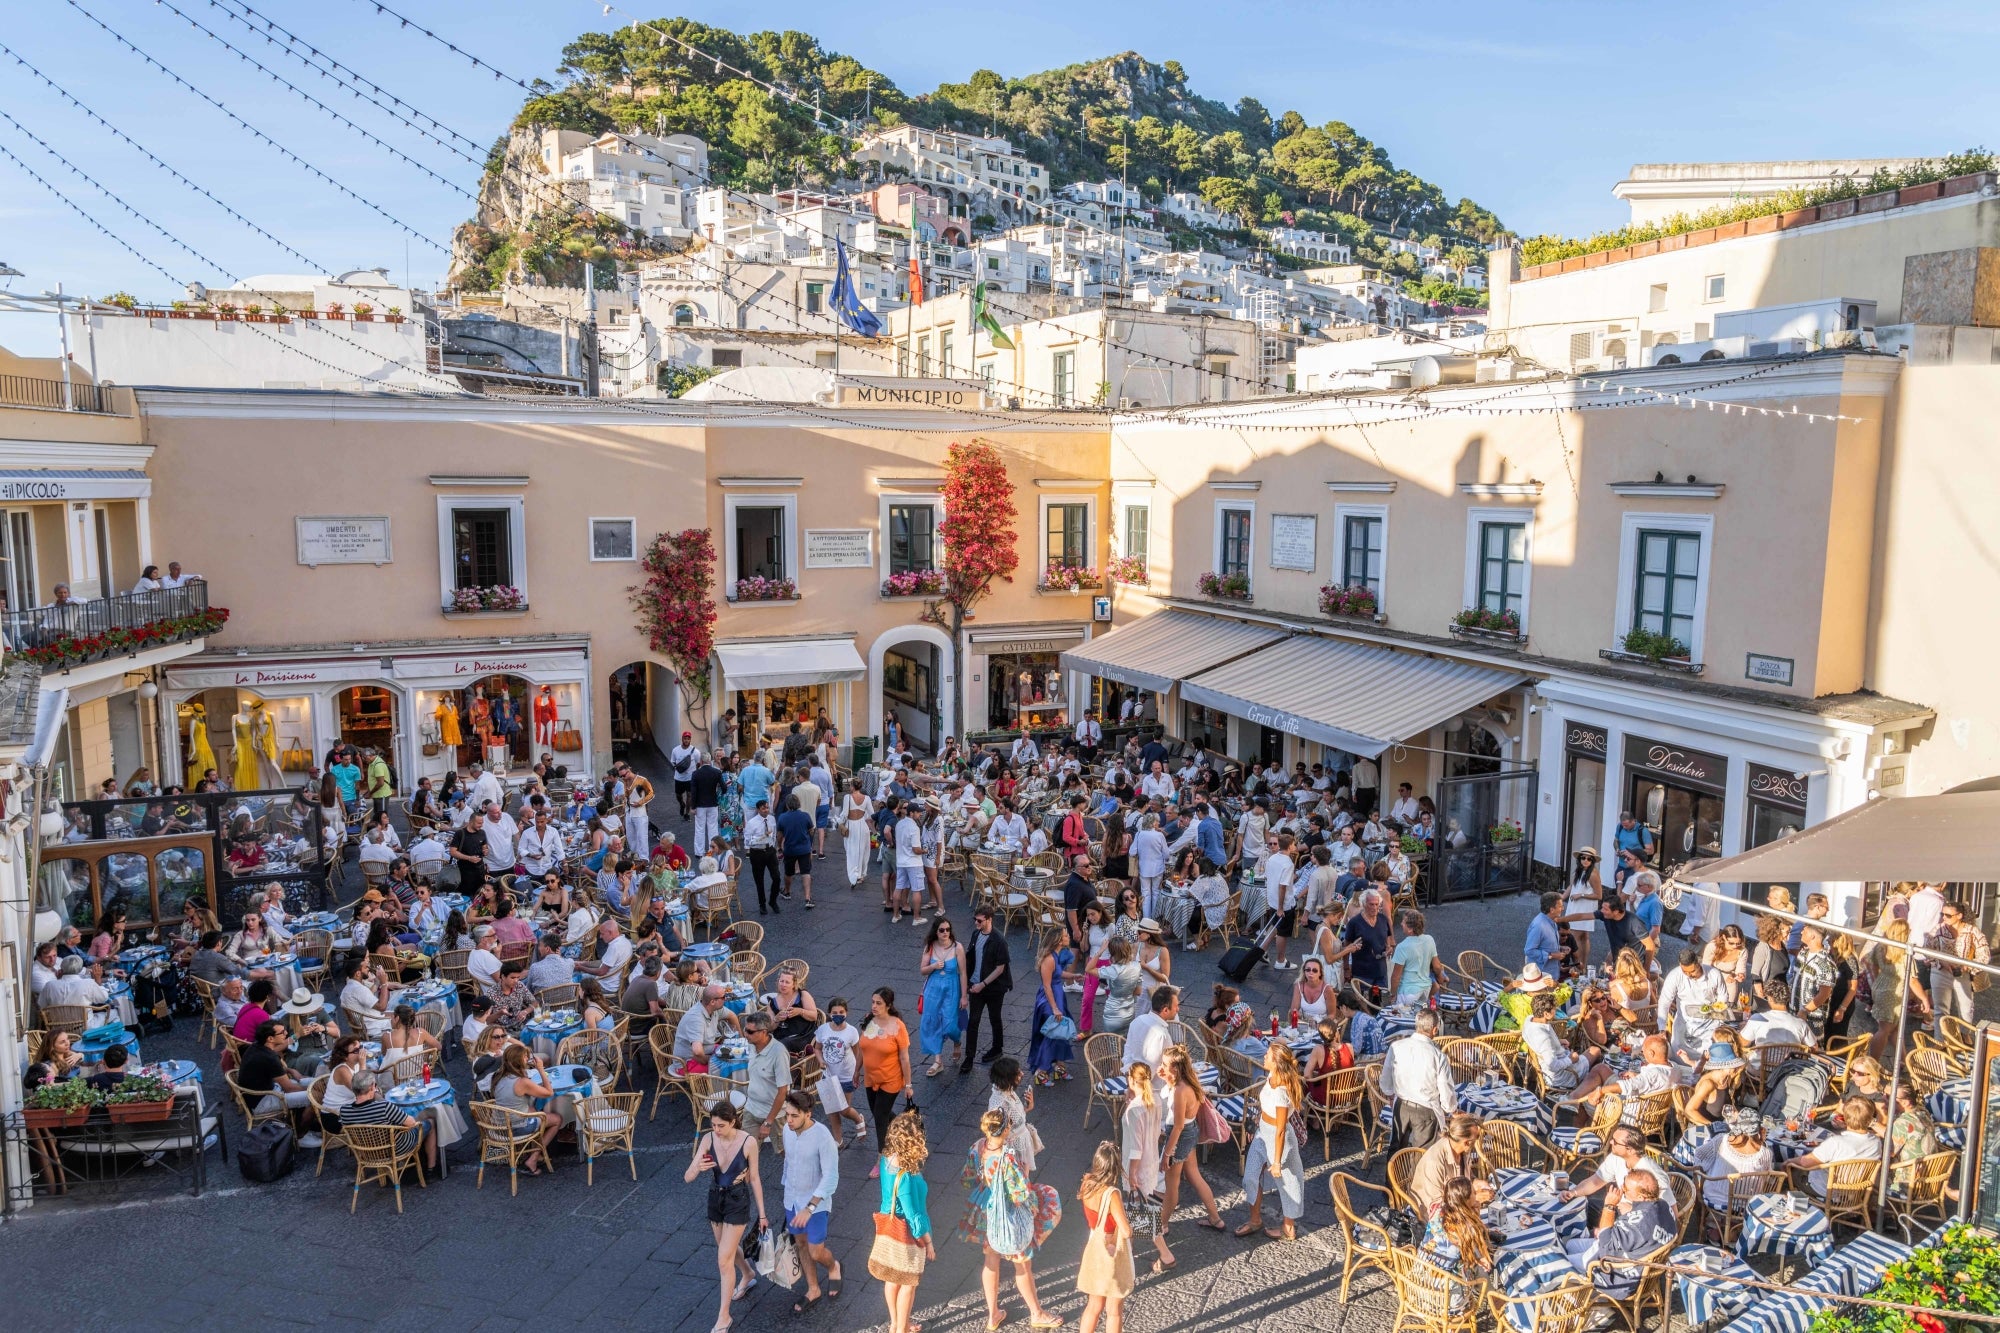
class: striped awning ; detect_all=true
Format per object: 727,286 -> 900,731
1059,610 -> 1287,694
1179,635 -> 1527,757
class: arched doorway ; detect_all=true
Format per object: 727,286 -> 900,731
867,626 -> 954,756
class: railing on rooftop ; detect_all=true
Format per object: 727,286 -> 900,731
0,373 -> 118,414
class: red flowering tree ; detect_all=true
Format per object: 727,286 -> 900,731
630,528 -> 717,713
923,439 -> 1019,722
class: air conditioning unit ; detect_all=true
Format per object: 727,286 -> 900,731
1475,357 -> 1519,382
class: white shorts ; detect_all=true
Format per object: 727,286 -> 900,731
896,866 -> 927,893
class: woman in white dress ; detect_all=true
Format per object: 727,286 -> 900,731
1562,848 -> 1603,973
1121,1060 -> 1172,1272
840,778 -> 874,887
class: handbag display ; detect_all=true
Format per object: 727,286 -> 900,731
279,738 -> 311,772
552,720 -> 583,752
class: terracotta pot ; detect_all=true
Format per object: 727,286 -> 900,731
22,1105 -> 90,1129
1819,197 -> 1858,220
354,314 -> 375,322
1777,207 -> 1819,229
1897,180 -> 1943,205
1713,220 -> 1748,240
106,1098 -> 175,1124
385,315 -> 406,323
1744,212 -> 1779,235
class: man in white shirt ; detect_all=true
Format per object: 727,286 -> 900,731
892,804 -> 926,921
1138,761 -> 1176,803
1263,831 -> 1298,970
1122,986 -> 1179,1084
357,828 -> 397,873
42,955 -> 110,1010
466,925 -> 502,991
1389,783 -> 1421,827
1905,882 -> 1946,953
1381,1009 -> 1458,1150
1567,1033 -> 1672,1117
1009,733 -> 1039,768
29,941 -> 59,1001
517,810 -> 566,877
1131,814 -> 1169,917
1791,1097 -> 1885,1198
989,800 -> 1029,852
159,560 -> 202,589
1523,992 -> 1596,1092
1073,709 -> 1103,761
1739,979 -> 1816,1076
1562,1125 -> 1676,1227
576,918 -> 633,991
407,828 -> 447,871
668,733 -> 700,819
480,800 -> 520,876
466,762 -> 504,813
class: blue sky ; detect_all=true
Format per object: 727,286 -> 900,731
3,0 -> 1993,354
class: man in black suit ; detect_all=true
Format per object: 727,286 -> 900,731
959,904 -> 1012,1072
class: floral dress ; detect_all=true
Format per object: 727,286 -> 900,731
718,771 -> 744,850
956,1142 -> 1061,1259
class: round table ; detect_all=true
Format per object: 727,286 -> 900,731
387,979 -> 463,1035
104,978 -> 138,1028
1736,1193 -> 1832,1265
116,944 -> 169,972
243,951 -> 303,996
1457,1080 -> 1555,1135
75,1027 -> 141,1069
291,911 -> 341,935
543,1062 -> 600,1127
522,1011 -> 584,1061
682,941 -> 732,979
1670,1244 -> 1760,1327
720,983 -> 755,1017
385,1076 -> 470,1166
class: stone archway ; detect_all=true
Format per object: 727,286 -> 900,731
866,624 -> 956,751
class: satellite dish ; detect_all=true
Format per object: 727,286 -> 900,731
1408,355 -> 1442,389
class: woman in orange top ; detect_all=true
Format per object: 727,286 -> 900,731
856,986 -> 913,1178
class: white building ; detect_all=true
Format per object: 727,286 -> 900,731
541,129 -> 706,240
1381,235 -> 1442,265
1611,158 -> 1929,226
1266,227 -> 1350,265
1159,191 -> 1234,231
852,124 -> 1047,227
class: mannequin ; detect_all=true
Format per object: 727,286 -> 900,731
533,686 -> 559,745
468,687 -> 492,749
185,703 -> 216,788
232,698 -> 286,790
434,694 -> 462,749
491,686 -> 520,752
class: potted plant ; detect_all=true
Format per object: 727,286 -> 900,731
1197,571 -> 1251,601
1036,564 -> 1101,593
324,301 -> 346,320
1318,583 -> 1379,619
385,305 -> 405,323
102,291 -> 137,311
103,1072 -> 176,1123
1619,627 -> 1690,663
1106,555 -> 1147,585
22,1077 -> 98,1128
217,302 -> 240,321
1451,606 -> 1522,637
168,300 -> 192,318
731,575 -> 797,602
352,303 -> 375,321
881,569 -> 945,598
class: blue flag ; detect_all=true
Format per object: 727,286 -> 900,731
831,240 -> 883,337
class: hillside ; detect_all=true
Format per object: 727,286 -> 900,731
454,17 -> 1505,290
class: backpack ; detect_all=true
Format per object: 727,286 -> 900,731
237,1120 -> 297,1183
1759,1056 -> 1831,1122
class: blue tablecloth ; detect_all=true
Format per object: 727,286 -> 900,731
388,980 -> 461,1028
1491,1219 -> 1582,1333
291,911 -> 341,934
75,1028 -> 140,1065
1489,1168 -> 1591,1237
522,1011 -> 583,1060
1671,1244 -> 1760,1326
386,1078 -> 456,1109
1721,1263 -> 1847,1333
143,1058 -> 202,1089
1459,1081 -> 1555,1135
1736,1194 -> 1832,1266
116,944 -> 168,970
1673,1119 -> 1825,1167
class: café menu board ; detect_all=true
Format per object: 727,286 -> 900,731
296,516 -> 392,566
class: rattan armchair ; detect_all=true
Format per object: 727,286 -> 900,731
1787,1156 -> 1878,1234
224,1071 -> 291,1133
1715,1169 -> 1788,1244
345,1121 -> 427,1212
1938,1014 -> 1977,1056
471,1100 -> 545,1194
306,1076 -> 351,1177
1304,1063 -> 1370,1160
721,919 -> 764,954
1904,1046 -> 1956,1098
1456,950 -> 1513,988
535,982 -> 580,1009
184,975 -> 220,1048
1328,1170 -> 1396,1301
37,1004 -> 88,1038
1385,1245 -> 1482,1333
1630,1088 -> 1676,1147
1480,1120 -> 1553,1175
557,1029 -> 622,1088
1488,1279 -> 1595,1333
730,952 -> 767,987
647,1022 -> 689,1121
577,1092 -> 642,1185
1083,1033 -> 1129,1130
1165,1020 -> 1210,1064
1886,1149 -> 1960,1242
1582,1240 -> 1672,1332
1444,1037 -> 1508,1085
1551,1095 -> 1622,1172
1386,1145 -> 1424,1212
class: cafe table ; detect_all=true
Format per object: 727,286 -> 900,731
1488,1215 -> 1586,1333
115,944 -> 169,972
385,1075 -> 470,1173
387,978 -> 462,1033
1735,1193 -> 1832,1266
1928,1078 -> 1971,1148
542,1063 -> 600,1128
1458,1080 -> 1556,1136
104,978 -> 138,1028
1670,1243 -> 1761,1326
522,1009 -> 584,1061
75,1026 -> 141,1070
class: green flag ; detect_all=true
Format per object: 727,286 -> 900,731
973,282 -> 1014,350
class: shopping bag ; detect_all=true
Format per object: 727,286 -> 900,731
817,1072 -> 849,1116
770,1231 -> 802,1288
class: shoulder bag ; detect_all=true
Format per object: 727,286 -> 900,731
868,1167 -> 928,1279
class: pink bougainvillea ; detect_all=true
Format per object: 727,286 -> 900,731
630,528 -> 717,703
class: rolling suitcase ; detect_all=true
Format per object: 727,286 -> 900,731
1218,919 -> 1279,982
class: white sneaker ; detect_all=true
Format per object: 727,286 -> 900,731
299,1132 -> 324,1148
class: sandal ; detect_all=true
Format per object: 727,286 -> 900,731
826,1266 -> 843,1298
1232,1221 -> 1262,1237
1029,1317 -> 1065,1329
1151,1258 -> 1177,1275
734,1274 -> 757,1300
1197,1217 -> 1226,1232
792,1293 -> 823,1314
925,1061 -> 943,1078
1264,1226 -> 1296,1242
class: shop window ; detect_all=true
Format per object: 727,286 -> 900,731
1182,701 -> 1228,752
590,517 -> 637,562
1217,504 -> 1253,580
887,502 -> 938,575
989,651 -> 1067,730
1044,501 -> 1090,574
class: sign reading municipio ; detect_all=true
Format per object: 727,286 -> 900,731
296,516 -> 392,566
804,529 -> 873,568
837,384 -> 981,410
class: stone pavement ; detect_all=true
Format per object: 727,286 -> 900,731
4,757 -> 1548,1332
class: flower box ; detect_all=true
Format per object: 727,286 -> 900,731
731,576 -> 797,602
1598,648 -> 1704,676
167,309 -> 193,319
1105,555 -> 1147,586
353,313 -> 375,322
1197,571 -> 1251,601
21,1104 -> 91,1129
1317,584 -> 1380,620
19,607 -> 232,672
1449,623 -> 1526,645
1036,565 -> 1101,593
105,1096 -> 175,1124
447,585 -> 526,614
880,570 -> 945,598
385,315 -> 406,324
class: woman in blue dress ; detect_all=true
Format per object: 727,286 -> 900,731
917,918 -> 967,1076
1027,924 -> 1080,1087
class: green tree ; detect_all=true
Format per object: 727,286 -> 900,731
728,86 -> 787,166
1235,96 -> 1273,146
1277,109 -> 1307,138
1198,175 -> 1258,226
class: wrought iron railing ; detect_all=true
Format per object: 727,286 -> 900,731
3,579 -> 211,658
0,372 -> 118,414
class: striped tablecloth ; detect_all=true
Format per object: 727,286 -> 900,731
1720,1263 -> 1848,1333
1490,1167 -> 1592,1238
1822,1229 -> 1915,1296
1459,1081 -> 1555,1135
1671,1243 -> 1760,1326
1929,1078 -> 1971,1144
1735,1194 -> 1832,1266
1491,1219 -> 1583,1333
1673,1119 -> 1826,1168
1101,1062 -> 1221,1097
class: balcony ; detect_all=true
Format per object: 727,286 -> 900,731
6,581 -> 222,672
0,373 -> 121,415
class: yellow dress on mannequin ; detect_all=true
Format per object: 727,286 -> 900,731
185,706 -> 216,787
232,700 -> 287,790
435,697 -> 463,747
231,708 -> 259,791
252,704 -> 284,784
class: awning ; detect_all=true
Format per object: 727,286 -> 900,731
1179,635 -> 1526,758
1684,785 -> 2000,884
715,638 -> 867,691
1059,611 -> 1287,694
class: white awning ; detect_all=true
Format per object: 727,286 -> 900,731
1179,635 -> 1527,758
715,638 -> 867,692
1059,611 -> 1287,694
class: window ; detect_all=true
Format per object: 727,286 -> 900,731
711,349 -> 742,368
1218,505 -> 1253,579
589,517 -> 637,562
735,505 -> 787,583
1207,359 -> 1232,401
896,342 -> 909,376
805,282 -> 825,315
1631,529 -> 1700,646
1476,521 -> 1527,618
976,358 -> 996,388
1052,350 -> 1076,404
814,350 -> 836,369
0,510 -> 36,613
1647,284 -> 1667,313
887,501 -> 937,575
626,210 -> 641,227
916,335 -> 931,375
1120,503 -> 1150,569
1182,702 -> 1228,753
938,328 -> 955,376
673,303 -> 695,326
1340,512 -> 1384,597
452,508 -> 512,589
1045,502 -> 1088,571
1705,274 -> 1726,302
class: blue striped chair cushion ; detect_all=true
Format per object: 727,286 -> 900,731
1215,1095 -> 1246,1123
1549,1127 -> 1603,1155
1100,1076 -> 1129,1097
1379,1105 -> 1394,1128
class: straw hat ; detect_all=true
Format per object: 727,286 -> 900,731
1516,963 -> 1556,993
1138,917 -> 1163,936
279,987 -> 325,1016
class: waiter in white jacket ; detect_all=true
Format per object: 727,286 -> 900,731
1380,1009 -> 1457,1152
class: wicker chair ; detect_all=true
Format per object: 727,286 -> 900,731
1822,1034 -> 1869,1087
689,884 -> 735,938
1810,1156 -> 1882,1234
1304,1063 -> 1370,1160
577,1092 -> 642,1185
721,920 -> 763,954
1165,1020 -> 1211,1064
438,949 -> 473,997
1551,1095 -> 1622,1172
1328,1170 -> 1397,1301
1583,1240 -> 1672,1332
1213,1043 -> 1263,1093
647,1022 -> 689,1121
1630,1088 -> 1676,1147
1904,1047 -> 1956,1098
1083,1033 -> 1130,1130
1444,1037 -> 1509,1085
345,1121 -> 427,1212
1938,1014 -> 1978,1057
1026,890 -> 1068,954
1475,1030 -> 1523,1070
1488,1279 -> 1595,1333
1385,1245 -> 1482,1333
557,1030 -> 622,1088
730,952 -> 767,987
381,1053 -> 427,1087
412,1006 -> 449,1051
1714,1169 -> 1788,1244
535,982 -> 580,1009
1480,1120 -> 1553,1174
224,1071 -> 292,1132
772,958 -> 810,988
37,1004 -> 88,1038
1886,1149 -> 1960,1242
1456,950 -> 1513,989
1386,1146 -> 1424,1212
470,1100 -> 545,1194
184,976 -> 221,1049
293,929 -> 333,988
305,1076 -> 351,1177
1360,1060 -> 1391,1168
1216,1077 -> 1264,1170
1749,1041 -> 1812,1097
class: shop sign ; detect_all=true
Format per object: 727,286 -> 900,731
1247,704 -> 1307,736
974,636 -> 1083,656
296,516 -> 392,566
1624,735 -> 1728,795
803,529 -> 872,568
166,661 -> 384,690
1092,596 -> 1112,622
0,472 -> 150,501
837,383 -> 980,410
391,651 -> 588,681
1746,763 -> 1809,813
1563,722 -> 1609,758
1268,514 -> 1317,571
